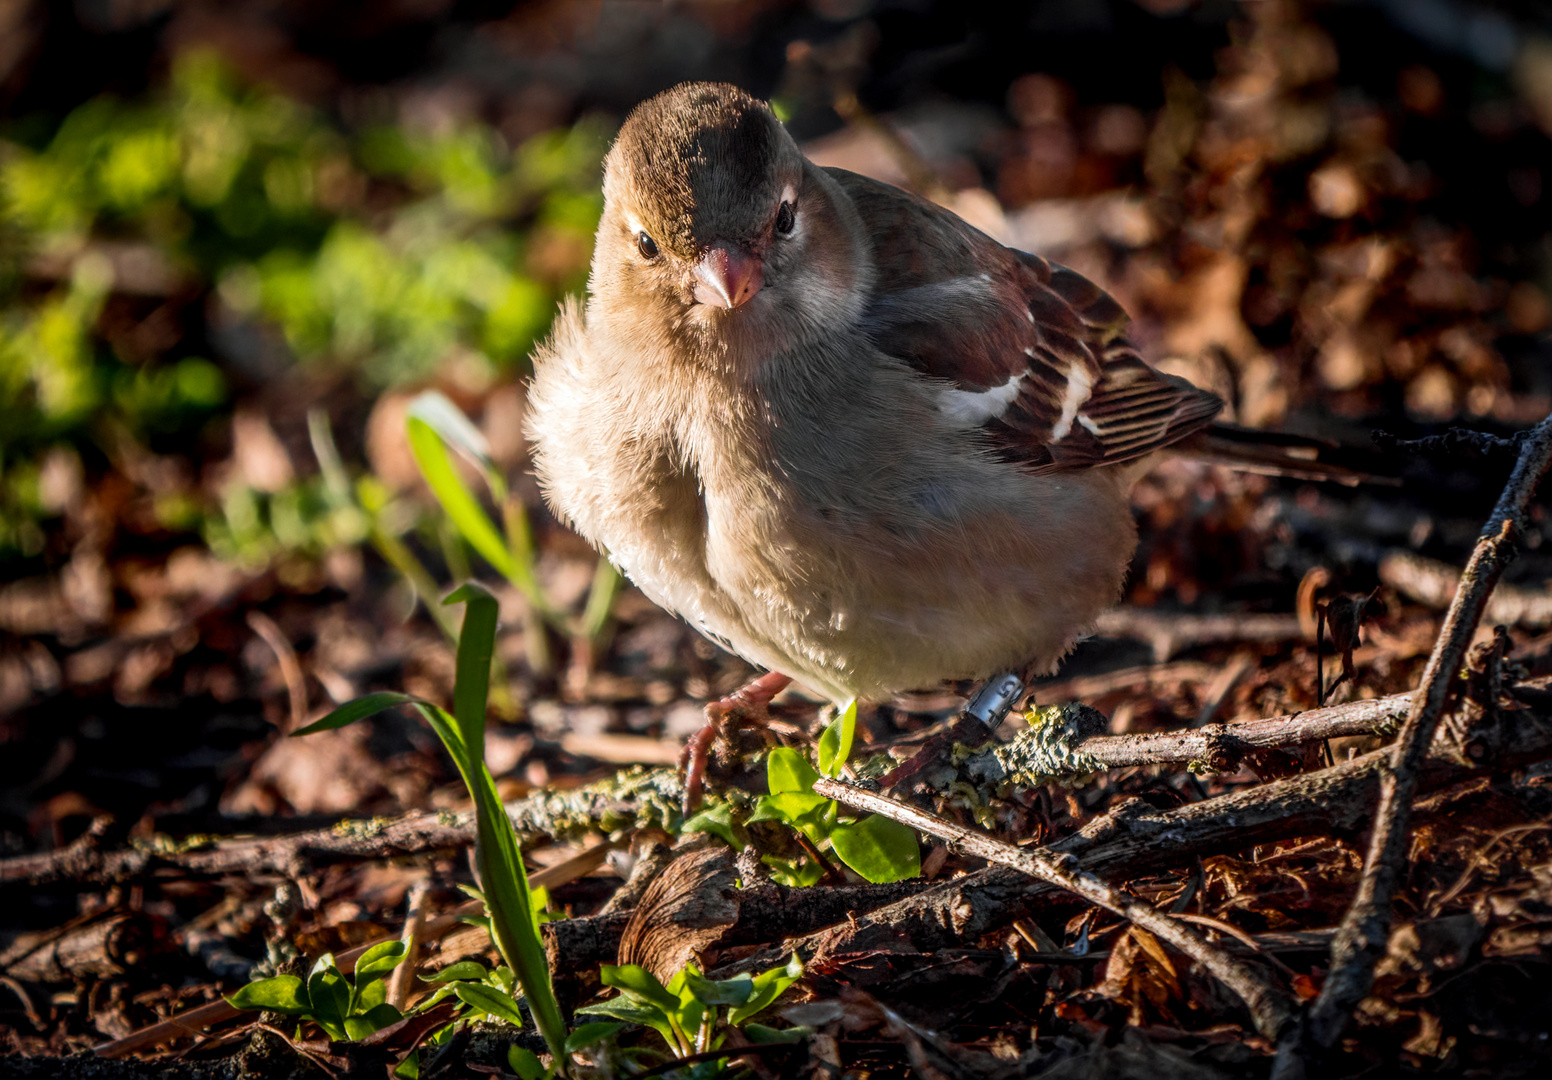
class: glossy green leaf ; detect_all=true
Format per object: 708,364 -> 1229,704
354,974 -> 388,1014
424,961 -> 489,983
226,975 -> 311,1015
816,700 -> 857,778
355,939 -> 409,979
565,1021 -> 626,1053
683,969 -> 754,1008
828,814 -> 920,883
507,1045 -> 546,1080
292,691 -> 420,736
766,746 -> 820,794
307,956 -> 350,1031
760,854 -> 823,888
344,1003 -> 402,1039
576,995 -> 677,1050
728,953 -> 803,1026
452,982 -> 526,1028
754,791 -> 831,844
681,803 -> 740,849
599,964 -> 678,1011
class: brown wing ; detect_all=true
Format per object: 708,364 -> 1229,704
828,168 -> 1222,470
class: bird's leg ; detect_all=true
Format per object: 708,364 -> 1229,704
880,670 -> 1027,789
681,670 -> 793,815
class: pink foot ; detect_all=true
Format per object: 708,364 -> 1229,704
681,671 -> 792,816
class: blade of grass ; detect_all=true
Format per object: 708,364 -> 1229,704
408,417 -> 521,586
578,557 -> 620,642
438,586 -> 569,1068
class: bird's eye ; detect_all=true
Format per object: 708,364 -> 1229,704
775,200 -> 796,235
637,231 -> 659,259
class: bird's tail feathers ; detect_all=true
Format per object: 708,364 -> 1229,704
1176,422 -> 1398,486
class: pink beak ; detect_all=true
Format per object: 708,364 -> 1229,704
693,244 -> 763,309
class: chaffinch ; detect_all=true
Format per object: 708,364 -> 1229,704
526,82 -> 1268,799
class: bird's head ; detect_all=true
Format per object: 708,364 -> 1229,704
594,82 -> 867,357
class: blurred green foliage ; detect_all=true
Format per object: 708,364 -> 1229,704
0,50 -> 606,562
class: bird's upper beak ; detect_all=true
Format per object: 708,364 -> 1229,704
692,244 -> 763,309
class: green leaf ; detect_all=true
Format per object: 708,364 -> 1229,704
355,939 -> 409,979
354,975 -> 388,1014
760,854 -> 823,887
506,1045 -> 546,1080
743,1022 -> 807,1043
577,995 -> 678,1049
445,582 -> 498,754
728,954 -> 803,1026
424,961 -> 489,983
681,803 -> 740,849
292,691 -> 420,737
226,975 -> 312,1016
393,1049 -> 421,1079
344,1003 -> 402,1039
816,700 -> 857,778
411,985 -> 459,1012
452,982 -> 526,1028
408,414 -> 518,582
828,814 -> 920,883
683,969 -> 754,1008
599,964 -> 679,1012
307,955 -> 351,1032
565,1021 -> 626,1053
766,747 -> 820,794
753,791 -> 832,844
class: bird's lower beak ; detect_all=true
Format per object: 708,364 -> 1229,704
692,245 -> 763,309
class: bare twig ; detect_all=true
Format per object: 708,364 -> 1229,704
814,778 -> 1298,1040
246,611 -> 309,733
1279,412 -> 1552,1076
1035,691 -> 1408,772
2,777 -> 676,888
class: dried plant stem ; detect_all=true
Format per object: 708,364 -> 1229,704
814,777 -> 1298,1040
1275,412 -> 1552,1078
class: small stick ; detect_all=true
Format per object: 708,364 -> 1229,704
246,611 -> 309,733
814,777 -> 1297,1040
385,878 -> 432,1011
1278,413 -> 1552,1076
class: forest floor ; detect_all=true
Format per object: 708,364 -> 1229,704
3,2 -> 1552,1077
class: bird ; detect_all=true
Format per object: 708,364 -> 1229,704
525,81 -> 1337,806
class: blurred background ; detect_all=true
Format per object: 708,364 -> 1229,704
4,0 -> 1552,873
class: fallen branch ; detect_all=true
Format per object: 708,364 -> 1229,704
1284,412 -> 1552,1073
1067,691 -> 1408,771
1,768 -> 685,888
721,676 -> 1552,977
815,777 -> 1298,1040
